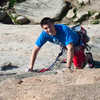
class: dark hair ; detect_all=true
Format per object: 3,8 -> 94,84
40,17 -> 54,27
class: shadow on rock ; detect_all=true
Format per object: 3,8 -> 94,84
2,65 -> 19,71
0,73 -> 17,76
94,61 -> 100,68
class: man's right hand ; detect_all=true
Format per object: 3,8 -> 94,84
28,68 -> 34,72
28,44 -> 40,72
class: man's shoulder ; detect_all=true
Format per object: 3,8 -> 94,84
55,24 -> 69,30
40,30 -> 47,36
55,24 -> 67,27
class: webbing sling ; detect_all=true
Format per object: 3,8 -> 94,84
38,47 -> 64,73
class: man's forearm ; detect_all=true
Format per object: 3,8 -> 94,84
29,45 -> 40,70
29,50 -> 38,69
66,49 -> 74,68
66,43 -> 74,68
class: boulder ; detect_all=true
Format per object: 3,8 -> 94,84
66,8 -> 75,18
61,17 -> 70,25
11,13 -> 18,18
0,9 -> 7,20
73,11 -> 89,23
77,0 -> 90,4
92,12 -> 100,19
73,18 -> 79,22
14,0 -> 67,23
16,16 -> 30,24
77,11 -> 89,19
0,0 -> 8,6
1,13 -> 14,24
0,9 -> 13,24
1,1 -> 9,9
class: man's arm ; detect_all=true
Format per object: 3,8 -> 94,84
66,42 -> 74,69
28,44 -> 40,71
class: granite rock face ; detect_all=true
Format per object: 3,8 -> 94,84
14,0 -> 67,23
0,24 -> 100,74
0,24 -> 100,100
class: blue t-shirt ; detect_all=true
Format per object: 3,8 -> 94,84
35,24 -> 79,47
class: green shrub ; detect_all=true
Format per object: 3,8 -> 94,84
74,11 -> 92,24
8,0 -> 26,8
91,19 -> 99,24
88,11 -> 96,16
9,0 -> 16,8
75,15 -> 89,23
79,2 -> 85,7
16,0 -> 26,3
8,12 -> 18,24
72,8 -> 77,18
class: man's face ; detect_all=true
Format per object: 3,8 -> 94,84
42,23 -> 56,36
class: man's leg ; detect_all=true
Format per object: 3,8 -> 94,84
73,49 -> 86,69
85,52 -> 94,68
73,49 -> 94,69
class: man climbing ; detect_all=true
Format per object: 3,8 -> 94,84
28,17 -> 94,72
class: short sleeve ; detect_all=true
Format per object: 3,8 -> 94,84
65,29 -> 74,46
35,31 -> 47,47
